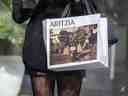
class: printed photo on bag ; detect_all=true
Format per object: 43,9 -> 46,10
50,24 -> 97,65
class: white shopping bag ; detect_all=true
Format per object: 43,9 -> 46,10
43,14 -> 108,71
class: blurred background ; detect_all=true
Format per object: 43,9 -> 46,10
0,0 -> 128,96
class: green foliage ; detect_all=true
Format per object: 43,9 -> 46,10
0,0 -> 11,11
0,0 -> 25,47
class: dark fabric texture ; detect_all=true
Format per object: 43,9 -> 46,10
12,0 -> 118,72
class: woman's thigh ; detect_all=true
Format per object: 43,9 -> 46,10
30,71 -> 55,96
57,71 -> 84,96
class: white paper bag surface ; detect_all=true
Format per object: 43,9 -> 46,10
42,14 -> 108,71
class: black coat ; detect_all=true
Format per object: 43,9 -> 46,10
12,0 -> 118,72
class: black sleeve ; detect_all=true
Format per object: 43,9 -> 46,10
12,0 -> 33,23
12,0 -> 47,24
108,34 -> 118,46
108,24 -> 118,46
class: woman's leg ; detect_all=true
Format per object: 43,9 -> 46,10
57,71 -> 84,96
30,71 -> 54,96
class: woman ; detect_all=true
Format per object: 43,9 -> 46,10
12,0 -> 85,96
12,0 -> 118,95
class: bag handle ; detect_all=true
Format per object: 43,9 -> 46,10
61,3 -> 71,17
80,0 -> 98,15
61,0 -> 98,17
